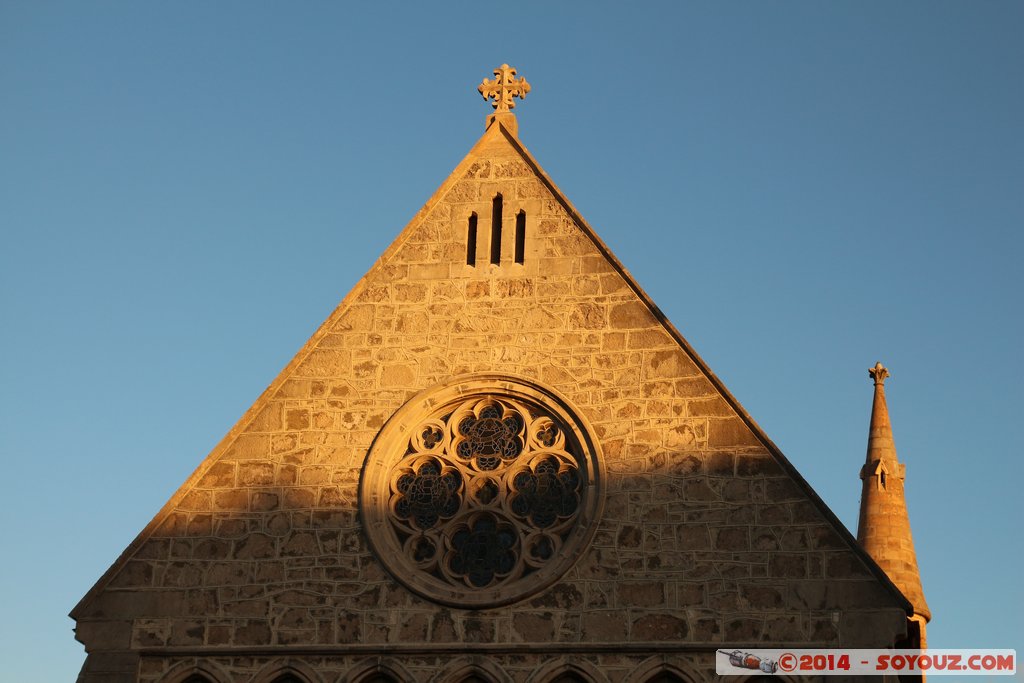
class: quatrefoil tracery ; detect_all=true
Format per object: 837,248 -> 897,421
385,396 -> 585,591
362,377 -> 603,607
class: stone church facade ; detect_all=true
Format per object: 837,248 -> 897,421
71,66 -> 927,683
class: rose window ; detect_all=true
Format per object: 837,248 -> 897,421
361,376 -> 604,607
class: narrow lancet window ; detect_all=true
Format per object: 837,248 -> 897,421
490,193 -> 503,265
467,213 -> 478,266
514,210 -> 526,264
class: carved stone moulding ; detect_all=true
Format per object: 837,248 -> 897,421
360,374 -> 605,608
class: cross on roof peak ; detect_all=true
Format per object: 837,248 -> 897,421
478,64 -> 530,114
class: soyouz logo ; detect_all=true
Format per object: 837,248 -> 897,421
719,650 -> 778,674
715,649 -> 1016,676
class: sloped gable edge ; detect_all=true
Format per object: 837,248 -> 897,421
70,123 -> 520,620
495,124 -> 915,620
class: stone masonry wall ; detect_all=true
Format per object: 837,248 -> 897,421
73,125 -> 908,683
136,652 -> 718,683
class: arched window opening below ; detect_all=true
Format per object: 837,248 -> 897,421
490,193 -> 503,265
514,210 -> 525,264
644,675 -> 687,683
467,213 -> 478,266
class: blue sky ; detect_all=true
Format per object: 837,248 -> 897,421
1,2 -> 1021,681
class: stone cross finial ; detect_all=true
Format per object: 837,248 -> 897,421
478,64 -> 530,113
869,362 -> 890,386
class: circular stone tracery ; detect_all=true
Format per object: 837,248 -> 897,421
360,376 -> 604,607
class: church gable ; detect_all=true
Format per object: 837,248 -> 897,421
72,78 -> 911,683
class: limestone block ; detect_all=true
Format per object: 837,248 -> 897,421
632,614 -> 688,641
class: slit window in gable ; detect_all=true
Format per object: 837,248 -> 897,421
514,210 -> 526,264
467,213 -> 478,266
490,193 -> 503,265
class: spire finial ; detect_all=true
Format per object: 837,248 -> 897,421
869,361 -> 890,386
864,361 -> 896,466
478,64 -> 530,113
